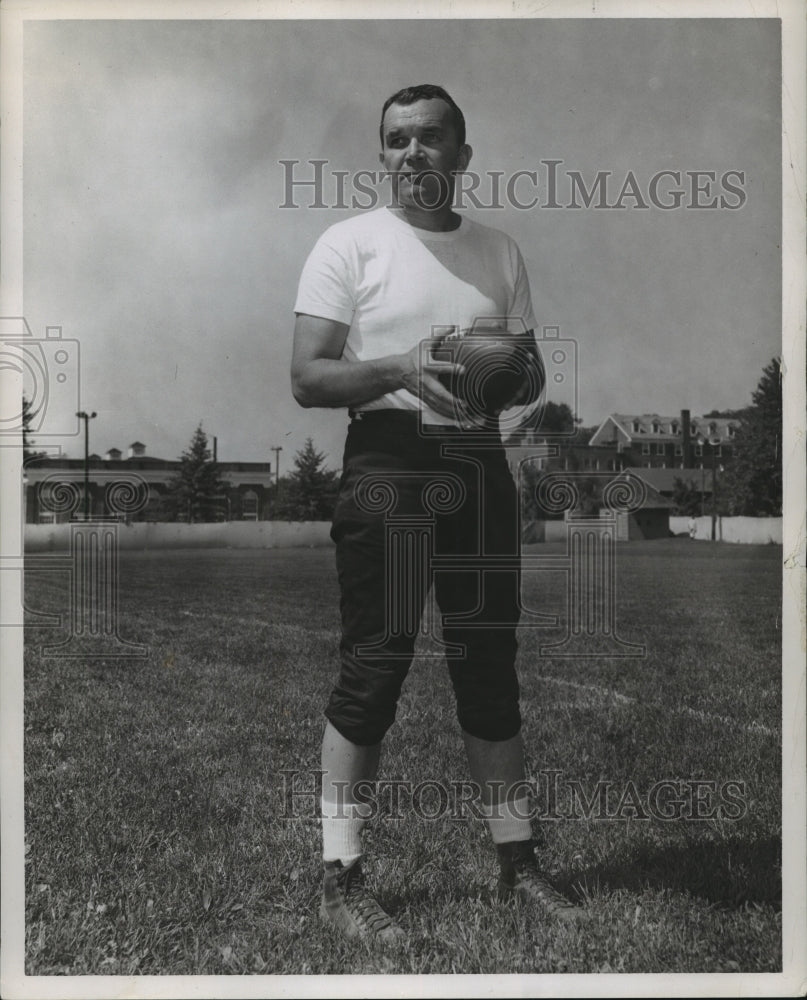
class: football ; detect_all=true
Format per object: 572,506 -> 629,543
437,327 -> 535,416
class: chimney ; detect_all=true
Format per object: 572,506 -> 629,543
213,436 -> 217,462
681,409 -> 691,467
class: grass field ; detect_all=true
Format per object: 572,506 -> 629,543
23,538 -> 782,976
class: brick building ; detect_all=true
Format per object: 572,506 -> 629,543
23,441 -> 273,523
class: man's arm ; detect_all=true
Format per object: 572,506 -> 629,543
291,313 -> 465,418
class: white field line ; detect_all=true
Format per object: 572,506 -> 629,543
178,609 -> 335,641
178,611 -> 780,741
538,675 -> 780,741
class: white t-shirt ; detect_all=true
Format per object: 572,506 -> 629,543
294,206 -> 537,424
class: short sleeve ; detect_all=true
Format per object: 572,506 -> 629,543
510,241 -> 537,332
294,232 -> 357,326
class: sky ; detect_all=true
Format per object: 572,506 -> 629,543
20,16 -> 781,472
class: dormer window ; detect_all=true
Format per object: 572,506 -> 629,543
670,421 -> 679,435
652,421 -> 660,434
632,420 -> 641,433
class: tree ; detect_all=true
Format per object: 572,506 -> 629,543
719,358 -> 782,516
671,476 -> 702,516
508,401 -> 578,444
22,395 -> 46,463
165,423 -> 225,523
272,438 -> 339,521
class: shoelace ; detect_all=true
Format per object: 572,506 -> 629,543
341,868 -> 397,933
515,864 -> 578,914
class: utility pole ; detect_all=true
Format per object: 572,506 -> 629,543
709,439 -> 719,541
697,435 -> 705,517
76,410 -> 97,521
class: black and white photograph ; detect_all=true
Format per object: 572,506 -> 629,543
1,1 -> 804,997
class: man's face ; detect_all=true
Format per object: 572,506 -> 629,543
379,98 -> 472,211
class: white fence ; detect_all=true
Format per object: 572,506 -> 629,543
24,520 -> 334,552
25,516 -> 783,551
669,515 -> 782,544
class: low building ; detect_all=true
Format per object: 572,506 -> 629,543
604,472 -> 675,540
23,441 -> 274,523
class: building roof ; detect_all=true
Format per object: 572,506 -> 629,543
609,471 -> 675,509
589,413 -> 740,447
622,466 -> 714,495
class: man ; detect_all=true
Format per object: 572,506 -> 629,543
291,84 -> 582,943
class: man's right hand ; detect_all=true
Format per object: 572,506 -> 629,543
396,333 -> 469,423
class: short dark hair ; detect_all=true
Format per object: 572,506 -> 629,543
379,84 -> 466,148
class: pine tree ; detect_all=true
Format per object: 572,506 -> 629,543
165,424 -> 225,523
22,395 -> 45,463
719,358 -> 782,516
272,438 -> 339,521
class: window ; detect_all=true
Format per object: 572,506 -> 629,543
652,421 -> 660,434
655,443 -> 665,455
695,444 -> 703,457
632,420 -> 641,433
641,443 -> 650,455
242,490 -> 259,521
714,445 -> 722,457
670,422 -> 679,435
674,444 -> 683,456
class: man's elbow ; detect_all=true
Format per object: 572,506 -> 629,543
291,374 -> 317,408
290,365 -> 316,408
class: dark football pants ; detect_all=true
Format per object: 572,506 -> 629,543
326,411 -> 522,747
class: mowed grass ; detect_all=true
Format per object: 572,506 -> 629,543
24,539 -> 782,975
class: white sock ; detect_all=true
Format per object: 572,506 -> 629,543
483,796 -> 533,845
321,797 -> 367,865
